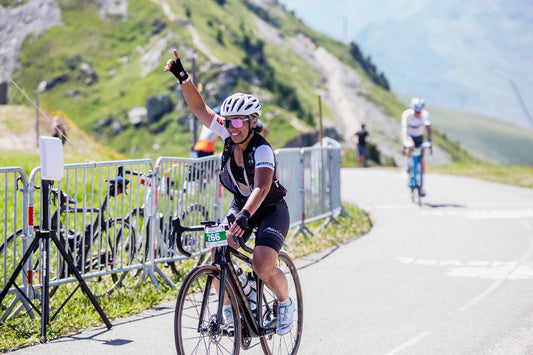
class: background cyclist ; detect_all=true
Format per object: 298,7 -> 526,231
401,97 -> 432,196
164,49 -> 294,335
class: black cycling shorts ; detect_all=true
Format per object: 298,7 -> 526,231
224,199 -> 289,253
410,135 -> 424,148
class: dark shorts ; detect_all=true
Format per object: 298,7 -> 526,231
357,145 -> 366,156
224,199 -> 289,253
408,135 -> 425,156
410,135 -> 424,148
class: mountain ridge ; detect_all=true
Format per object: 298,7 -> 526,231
277,0 -> 533,130
2,0 -> 532,165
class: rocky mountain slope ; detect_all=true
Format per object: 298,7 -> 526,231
0,0 -> 452,166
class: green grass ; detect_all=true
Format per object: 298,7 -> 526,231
9,0 -> 322,160
429,162 -> 533,189
0,203 -> 371,352
428,105 -> 533,165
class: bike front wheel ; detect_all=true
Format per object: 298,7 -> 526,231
174,265 -> 241,355
259,251 -> 303,355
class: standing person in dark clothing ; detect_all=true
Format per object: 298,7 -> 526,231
354,123 -> 370,167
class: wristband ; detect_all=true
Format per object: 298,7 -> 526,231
169,58 -> 190,84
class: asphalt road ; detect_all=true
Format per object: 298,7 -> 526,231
10,168 -> 533,354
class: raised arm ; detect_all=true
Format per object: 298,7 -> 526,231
164,49 -> 216,128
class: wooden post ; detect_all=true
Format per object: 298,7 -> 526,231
0,82 -> 7,104
317,95 -> 323,146
36,93 -> 40,147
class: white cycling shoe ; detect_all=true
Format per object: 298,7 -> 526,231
223,305 -> 234,328
276,298 -> 294,335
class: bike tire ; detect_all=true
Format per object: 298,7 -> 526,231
79,218 -> 136,294
0,227 -> 68,320
174,265 -> 241,355
107,218 -> 136,292
128,207 -> 183,277
410,182 -> 416,204
259,251 -> 303,355
418,165 -> 424,206
0,231 -> 37,321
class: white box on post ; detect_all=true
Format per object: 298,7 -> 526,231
40,136 -> 64,181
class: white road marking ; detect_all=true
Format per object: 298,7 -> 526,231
461,219 -> 533,311
384,331 -> 431,355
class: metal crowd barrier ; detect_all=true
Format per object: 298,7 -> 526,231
1,144 -> 342,322
276,145 -> 343,237
0,167 -> 31,322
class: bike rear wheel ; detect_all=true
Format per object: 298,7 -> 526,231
107,219 -> 137,292
410,162 -> 423,206
259,252 -> 303,355
174,265 -> 241,355
0,230 -> 39,321
0,227 -> 70,321
79,219 -> 136,294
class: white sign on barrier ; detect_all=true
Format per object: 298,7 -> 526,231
40,136 -> 64,181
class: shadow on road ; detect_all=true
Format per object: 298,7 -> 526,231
424,202 -> 467,208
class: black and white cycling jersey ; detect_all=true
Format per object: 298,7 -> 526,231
208,114 -> 287,207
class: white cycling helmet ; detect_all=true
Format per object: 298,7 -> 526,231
221,93 -> 262,118
410,97 -> 425,112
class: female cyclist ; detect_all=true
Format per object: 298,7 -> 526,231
164,49 -> 294,335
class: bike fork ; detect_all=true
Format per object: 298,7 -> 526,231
197,263 -> 227,333
412,157 -> 419,189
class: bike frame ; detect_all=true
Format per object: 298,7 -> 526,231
173,218 -> 277,339
209,245 -> 276,339
78,176 -> 129,273
410,148 -> 422,191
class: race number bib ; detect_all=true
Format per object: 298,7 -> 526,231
204,224 -> 228,247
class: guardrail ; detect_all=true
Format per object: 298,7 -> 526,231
0,145 -> 342,326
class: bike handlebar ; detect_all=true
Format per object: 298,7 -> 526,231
171,217 -> 254,257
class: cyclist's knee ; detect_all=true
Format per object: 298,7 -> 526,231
253,261 -> 274,281
252,247 -> 278,277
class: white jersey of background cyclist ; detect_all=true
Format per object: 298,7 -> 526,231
401,108 -> 431,137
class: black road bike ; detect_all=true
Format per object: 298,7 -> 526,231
172,218 -> 303,355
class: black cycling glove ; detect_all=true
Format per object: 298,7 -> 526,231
234,209 -> 250,230
169,57 -> 190,84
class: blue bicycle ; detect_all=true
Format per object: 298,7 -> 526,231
408,142 -> 431,206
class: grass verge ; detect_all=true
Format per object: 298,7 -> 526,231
0,203 -> 371,352
429,162 -> 533,189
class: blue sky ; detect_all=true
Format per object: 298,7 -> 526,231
278,0 -> 533,129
